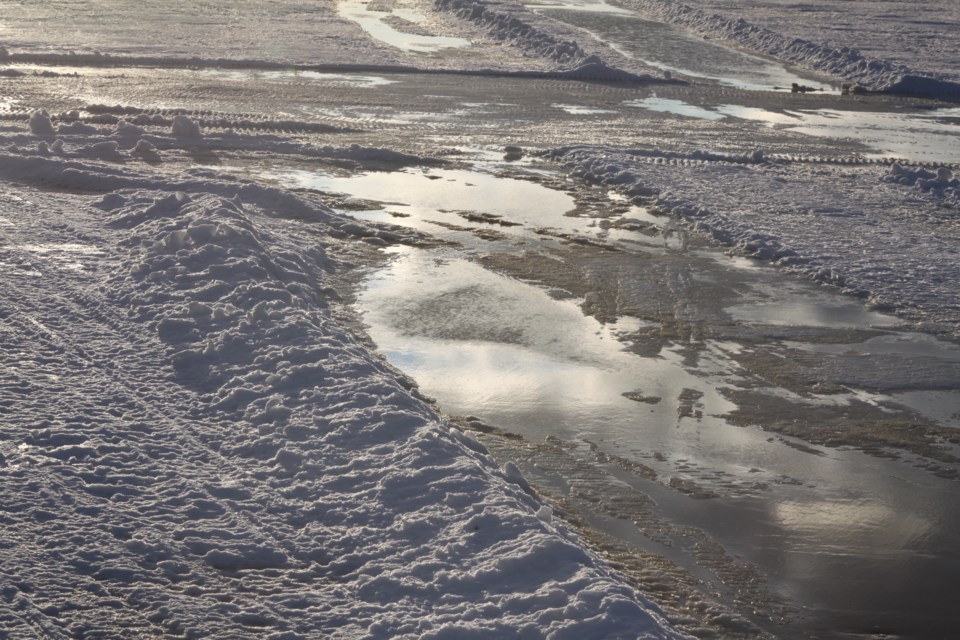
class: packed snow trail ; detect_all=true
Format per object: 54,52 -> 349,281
0,152 -> 685,639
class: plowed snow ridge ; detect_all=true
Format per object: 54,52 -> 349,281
0,152 -> 684,639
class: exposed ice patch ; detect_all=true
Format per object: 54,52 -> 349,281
552,103 -> 617,115
339,0 -> 472,53
626,97 -> 725,121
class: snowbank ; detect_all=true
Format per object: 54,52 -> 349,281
0,149 -> 686,638
434,0 -> 656,82
619,0 -> 960,97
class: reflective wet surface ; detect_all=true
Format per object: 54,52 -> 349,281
9,30 -> 960,638
628,97 -> 960,163
268,162 -> 960,639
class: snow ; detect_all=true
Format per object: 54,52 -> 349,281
434,0 -> 658,81
678,0 -> 960,85
2,0 -> 960,635
28,109 -> 54,134
171,114 -> 201,139
548,145 -> 960,336
619,0 -> 960,96
0,142 -> 685,638
884,163 -> 959,205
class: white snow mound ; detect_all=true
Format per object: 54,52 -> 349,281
0,151 -> 686,639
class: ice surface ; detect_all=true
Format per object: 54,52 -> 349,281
626,100 -> 960,163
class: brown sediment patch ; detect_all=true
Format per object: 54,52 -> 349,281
472,240 -> 960,469
721,389 -> 960,464
451,210 -> 522,226
623,390 -> 662,404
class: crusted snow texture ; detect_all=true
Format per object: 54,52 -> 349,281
0,152 -> 685,639
550,146 -> 960,336
884,163 -> 959,206
619,0 -> 960,97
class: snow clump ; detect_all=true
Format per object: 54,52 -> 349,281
116,119 -> 146,136
171,114 -> 202,138
29,110 -> 55,135
884,163 -> 958,205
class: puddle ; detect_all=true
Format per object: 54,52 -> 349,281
261,160 -> 959,637
787,332 -> 960,361
628,98 -> 960,163
725,299 -> 900,329
260,165 -> 680,251
781,334 -> 960,427
891,390 -> 960,429
626,96 -> 725,121
782,108 -> 960,164
270,166 -> 571,234
552,103 -> 618,115
338,0 -> 471,53
722,265 -> 903,329
356,242 -> 960,639
713,104 -> 802,125
198,68 -> 398,88
359,246 -> 742,448
529,3 -> 833,92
